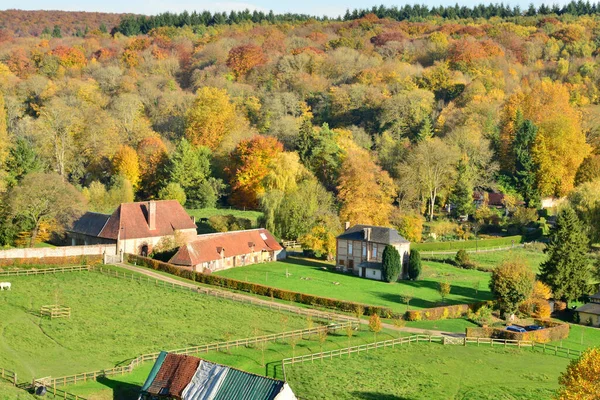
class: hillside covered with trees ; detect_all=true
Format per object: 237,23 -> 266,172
2,6 -> 600,250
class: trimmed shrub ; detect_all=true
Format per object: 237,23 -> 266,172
405,302 -> 485,321
407,250 -> 422,280
465,319 -> 569,343
382,245 -> 401,282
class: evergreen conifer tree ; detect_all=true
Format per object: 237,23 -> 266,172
382,245 -> 401,282
539,207 -> 591,303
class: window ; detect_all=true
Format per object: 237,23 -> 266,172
348,260 -> 354,269
362,243 -> 366,257
372,244 -> 377,259
372,270 -> 376,276
348,241 -> 353,255
339,259 -> 345,266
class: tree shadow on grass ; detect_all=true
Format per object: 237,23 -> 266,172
351,392 -> 411,400
96,376 -> 141,400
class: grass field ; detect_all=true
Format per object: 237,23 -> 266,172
215,258 -> 493,312
422,247 -> 547,273
186,207 -> 263,223
285,343 -> 569,400
413,235 -> 523,252
64,327 -> 405,400
0,271 -> 312,380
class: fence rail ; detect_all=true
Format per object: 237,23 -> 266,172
423,244 -> 524,256
0,265 -> 90,277
0,368 -> 17,386
43,321 -> 356,388
92,266 -> 354,324
280,335 -> 585,381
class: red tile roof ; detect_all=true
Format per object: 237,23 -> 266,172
147,353 -> 201,398
169,229 -> 282,266
97,200 -> 197,240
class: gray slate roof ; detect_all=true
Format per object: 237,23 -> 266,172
337,225 -> 409,244
576,302 -> 600,315
68,212 -> 110,237
590,291 -> 600,300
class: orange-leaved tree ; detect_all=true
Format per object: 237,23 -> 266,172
338,143 -> 396,226
226,44 -> 267,79
557,347 -> 600,400
185,87 -> 237,150
227,136 -> 283,209
137,136 -> 168,197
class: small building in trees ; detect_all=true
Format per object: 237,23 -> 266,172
67,200 -> 198,256
169,228 -> 284,273
139,351 -> 297,399
335,224 -> 410,281
575,291 -> 600,327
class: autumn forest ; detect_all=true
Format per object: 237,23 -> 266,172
1,5 -> 600,249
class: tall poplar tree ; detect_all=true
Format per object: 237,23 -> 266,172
539,207 -> 590,303
513,117 -> 539,207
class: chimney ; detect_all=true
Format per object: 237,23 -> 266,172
148,201 -> 156,230
344,221 -> 350,231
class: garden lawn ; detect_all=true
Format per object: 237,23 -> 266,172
0,271 -> 311,380
551,324 -> 600,351
64,327 -> 404,400
405,318 -> 478,333
422,247 -> 547,273
214,257 -> 492,313
285,342 -> 569,400
185,208 -> 263,224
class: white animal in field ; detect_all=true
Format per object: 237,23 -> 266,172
0,282 -> 11,291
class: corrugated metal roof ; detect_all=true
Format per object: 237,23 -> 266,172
212,368 -> 283,400
141,351 -> 168,393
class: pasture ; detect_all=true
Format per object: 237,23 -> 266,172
421,247 -> 547,273
285,342 -> 570,400
0,271 -> 312,380
63,325 -> 403,400
215,257 -> 493,312
186,207 -> 263,224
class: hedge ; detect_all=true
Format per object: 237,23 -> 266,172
404,302 -> 488,321
465,319 -> 569,343
413,235 -> 523,252
127,254 -> 395,317
0,255 -> 102,268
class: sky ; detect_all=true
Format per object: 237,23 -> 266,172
0,0 -> 579,18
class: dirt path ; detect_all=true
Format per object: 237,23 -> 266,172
115,263 -> 463,337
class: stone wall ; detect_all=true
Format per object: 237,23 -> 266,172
0,244 -> 117,259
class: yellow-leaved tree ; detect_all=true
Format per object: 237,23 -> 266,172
185,87 -> 237,150
557,347 -> 600,400
112,145 -> 141,191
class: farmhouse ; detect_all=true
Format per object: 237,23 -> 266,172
139,351 -> 297,400
575,291 -> 600,327
169,229 -> 284,273
67,200 -> 198,256
336,224 -> 410,281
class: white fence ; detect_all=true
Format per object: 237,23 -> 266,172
0,245 -> 117,260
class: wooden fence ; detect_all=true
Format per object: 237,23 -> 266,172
92,266 -> 354,323
0,265 -> 90,277
40,305 -> 71,319
422,244 -> 524,256
42,321 -> 356,388
280,335 -> 584,381
0,368 -> 17,386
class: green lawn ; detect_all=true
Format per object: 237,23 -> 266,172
413,235 -> 523,252
64,327 -> 405,400
422,247 -> 547,273
215,257 -> 493,313
405,318 -> 478,333
285,343 -> 569,400
0,271 -> 312,380
186,208 -> 263,223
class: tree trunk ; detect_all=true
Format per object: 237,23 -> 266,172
29,221 -> 40,248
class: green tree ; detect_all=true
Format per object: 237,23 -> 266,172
438,281 -> 451,303
449,157 -> 474,218
5,138 -> 42,188
382,245 -> 401,282
539,207 -> 591,304
52,25 -> 62,38
513,117 -> 539,207
8,173 -> 86,246
489,259 -> 535,315
407,250 -> 422,280
302,123 -> 343,192
158,182 -> 187,206
416,117 -> 433,142
455,249 -> 471,268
